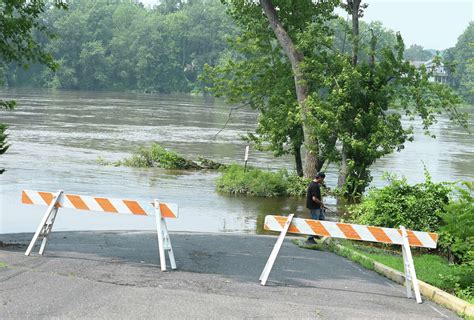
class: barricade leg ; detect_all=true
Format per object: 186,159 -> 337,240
161,218 -> 176,269
401,243 -> 413,299
259,214 -> 294,286
25,191 -> 63,256
38,205 -> 59,255
154,201 -> 167,271
400,226 -> 422,303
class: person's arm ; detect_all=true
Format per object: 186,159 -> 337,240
312,196 -> 325,208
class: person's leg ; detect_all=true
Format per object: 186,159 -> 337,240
307,209 -> 323,242
319,208 -> 326,221
306,209 -> 319,243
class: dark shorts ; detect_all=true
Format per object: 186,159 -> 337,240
310,208 -> 325,221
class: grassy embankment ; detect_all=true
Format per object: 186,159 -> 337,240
298,239 -> 473,305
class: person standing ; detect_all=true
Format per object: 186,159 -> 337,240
305,172 -> 326,244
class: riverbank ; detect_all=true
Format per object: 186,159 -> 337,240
0,231 -> 459,319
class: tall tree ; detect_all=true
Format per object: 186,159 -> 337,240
444,22 -> 474,104
204,0 -> 338,178
259,0 -> 322,178
0,0 -> 67,174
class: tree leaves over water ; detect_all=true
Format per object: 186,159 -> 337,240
0,0 -> 68,174
4,0 -> 237,93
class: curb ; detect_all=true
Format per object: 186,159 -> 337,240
330,242 -> 474,318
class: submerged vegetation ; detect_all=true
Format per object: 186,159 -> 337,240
98,143 -> 225,170
216,164 -> 309,197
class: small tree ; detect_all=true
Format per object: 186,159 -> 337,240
0,0 -> 67,173
329,1 -> 467,200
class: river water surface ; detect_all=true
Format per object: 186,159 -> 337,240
1,88 -> 472,234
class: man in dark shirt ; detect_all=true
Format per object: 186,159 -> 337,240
306,172 -> 326,244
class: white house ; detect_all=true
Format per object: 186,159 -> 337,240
410,59 -> 449,84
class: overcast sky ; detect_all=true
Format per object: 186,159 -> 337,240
141,0 -> 473,50
359,0 -> 473,50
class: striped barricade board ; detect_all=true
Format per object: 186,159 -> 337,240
260,215 -> 438,304
21,190 -> 178,218
264,215 -> 438,248
21,190 -> 178,271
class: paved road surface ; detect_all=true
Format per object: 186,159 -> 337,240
0,232 -> 458,319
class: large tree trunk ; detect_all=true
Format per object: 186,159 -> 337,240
337,145 -> 348,189
293,143 -> 303,177
350,0 -> 361,66
260,0 -> 319,178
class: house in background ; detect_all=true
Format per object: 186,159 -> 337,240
410,60 -> 449,84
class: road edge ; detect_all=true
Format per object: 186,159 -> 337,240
327,241 -> 473,319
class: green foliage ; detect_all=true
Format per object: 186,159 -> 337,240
444,22 -> 474,104
216,164 -> 309,197
205,2 -> 466,199
339,240 -> 473,303
438,181 -> 474,263
0,0 -> 67,174
317,30 -> 466,200
5,0 -> 236,93
123,143 -> 201,169
0,123 -> 9,174
99,143 -> 225,170
348,171 -> 452,232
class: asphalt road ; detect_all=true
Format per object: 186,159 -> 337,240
0,231 -> 459,319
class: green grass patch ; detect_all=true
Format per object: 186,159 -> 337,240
335,240 -> 474,304
0,262 -> 9,268
216,164 -> 309,197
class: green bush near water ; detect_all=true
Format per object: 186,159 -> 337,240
216,164 -> 309,197
346,172 -> 473,303
97,143 -> 225,170
347,171 -> 451,232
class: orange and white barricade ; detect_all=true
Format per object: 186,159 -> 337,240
21,190 -> 178,271
260,215 -> 439,303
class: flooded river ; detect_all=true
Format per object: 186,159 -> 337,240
1,88 -> 472,234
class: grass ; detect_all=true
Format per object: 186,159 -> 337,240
295,238 -> 473,304
332,240 -> 474,304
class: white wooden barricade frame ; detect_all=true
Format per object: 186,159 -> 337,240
260,216 -> 427,304
24,190 -> 176,271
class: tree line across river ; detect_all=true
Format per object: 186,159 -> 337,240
3,0 -> 473,104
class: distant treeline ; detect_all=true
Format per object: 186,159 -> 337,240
4,0 -> 237,93
3,0 -> 473,103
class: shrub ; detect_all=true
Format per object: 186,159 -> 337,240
216,164 -> 309,197
438,181 -> 474,263
348,171 -> 452,232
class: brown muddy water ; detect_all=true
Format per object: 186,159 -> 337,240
0,88 -> 472,234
